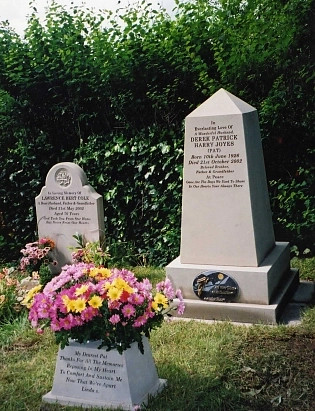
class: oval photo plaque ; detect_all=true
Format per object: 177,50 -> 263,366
193,271 -> 239,302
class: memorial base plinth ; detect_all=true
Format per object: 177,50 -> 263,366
171,269 -> 298,324
166,242 -> 299,324
42,337 -> 166,410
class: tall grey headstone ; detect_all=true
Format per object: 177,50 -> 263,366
166,89 -> 299,323
36,162 -> 104,272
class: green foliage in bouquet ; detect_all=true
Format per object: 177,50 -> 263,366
24,263 -> 185,354
19,238 -> 56,285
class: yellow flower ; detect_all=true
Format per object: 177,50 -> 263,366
107,286 -> 122,301
112,278 -> 134,294
112,277 -> 125,289
73,298 -> 86,313
75,284 -> 89,296
88,268 -> 98,278
89,267 -> 111,279
97,268 -> 111,279
102,281 -> 111,291
88,295 -> 103,309
63,296 -> 76,312
154,292 -> 168,308
21,284 -> 43,308
151,301 -> 159,311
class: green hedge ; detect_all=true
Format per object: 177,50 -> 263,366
0,0 -> 314,264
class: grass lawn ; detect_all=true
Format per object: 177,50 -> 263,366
0,259 -> 314,411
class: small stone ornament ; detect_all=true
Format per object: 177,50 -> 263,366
193,271 -> 239,302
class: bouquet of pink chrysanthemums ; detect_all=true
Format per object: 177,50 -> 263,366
24,263 -> 185,353
19,238 -> 56,272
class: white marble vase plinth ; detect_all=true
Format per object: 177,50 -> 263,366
42,337 -> 166,410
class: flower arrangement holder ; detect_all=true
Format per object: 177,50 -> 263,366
22,247 -> 184,409
42,337 -> 166,410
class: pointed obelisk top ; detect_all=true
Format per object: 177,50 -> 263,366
181,88 -> 275,266
187,88 -> 256,117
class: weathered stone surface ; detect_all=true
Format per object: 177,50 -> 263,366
166,89 -> 298,323
42,337 -> 166,410
36,162 -> 104,272
180,88 -> 275,266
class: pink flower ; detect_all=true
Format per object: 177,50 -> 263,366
145,305 -> 155,319
109,314 -> 120,324
156,281 -> 164,292
59,314 -> 76,330
133,315 -> 147,328
164,279 -> 176,298
137,278 -> 152,298
156,279 -> 175,299
38,305 -> 50,319
128,293 -> 144,306
108,300 -> 121,310
50,318 -> 61,331
74,315 -> 84,327
95,280 -> 107,295
37,250 -> 44,259
30,318 -> 38,327
140,278 -> 152,291
122,304 -> 136,318
81,306 -> 98,322
177,301 -> 185,315
176,289 -> 184,301
120,269 -> 137,285
54,294 -> 68,314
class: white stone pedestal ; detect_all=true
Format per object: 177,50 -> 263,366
166,243 -> 299,324
42,337 -> 166,410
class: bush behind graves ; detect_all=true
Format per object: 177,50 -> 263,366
0,0 -> 314,265
76,126 -> 183,266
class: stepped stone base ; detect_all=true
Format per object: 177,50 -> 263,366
170,269 -> 298,324
166,242 -> 299,324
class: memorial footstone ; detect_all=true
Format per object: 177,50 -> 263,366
42,338 -> 166,410
166,89 -> 299,323
36,162 -> 104,272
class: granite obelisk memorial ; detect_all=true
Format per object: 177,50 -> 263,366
36,162 -> 104,272
166,89 -> 299,323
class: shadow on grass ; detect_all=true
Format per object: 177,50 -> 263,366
144,365 -> 251,411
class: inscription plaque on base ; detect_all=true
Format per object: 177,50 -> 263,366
193,271 -> 239,302
42,337 -> 166,410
